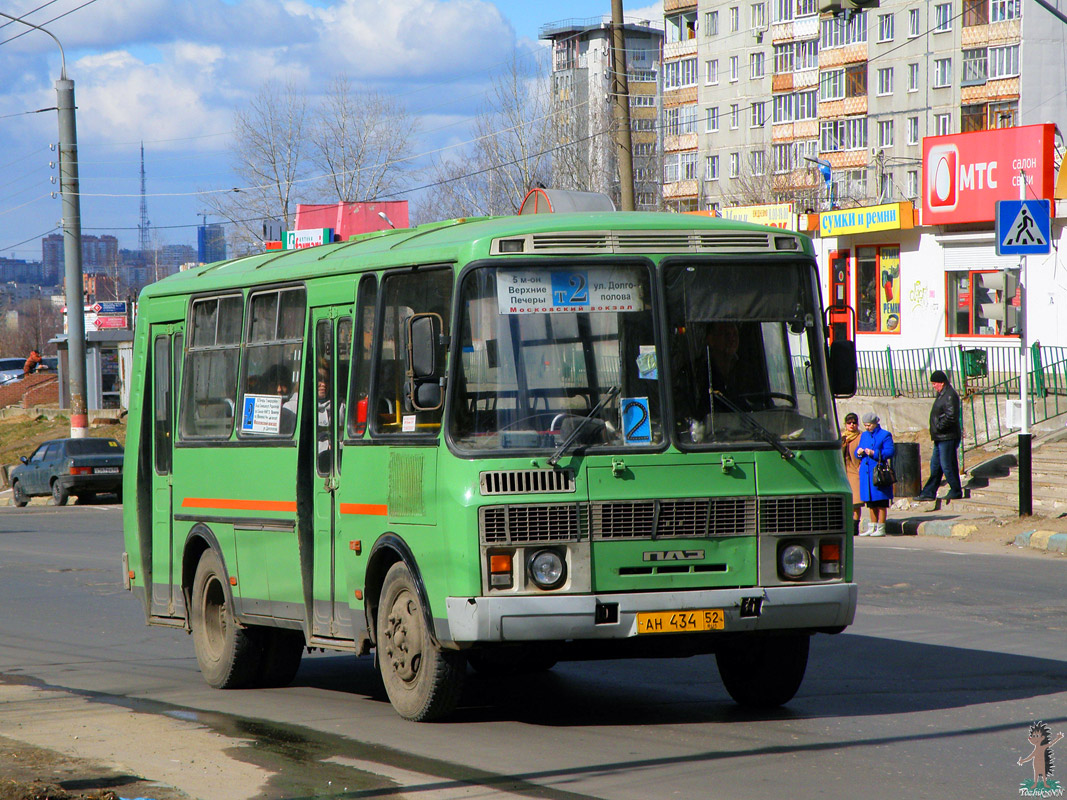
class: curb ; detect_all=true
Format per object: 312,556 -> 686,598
888,515 -> 1067,554
1013,530 -> 1067,554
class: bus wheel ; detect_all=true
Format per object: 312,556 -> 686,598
376,562 -> 465,721
716,634 -> 809,708
467,646 -> 558,676
254,628 -> 304,688
191,549 -> 260,689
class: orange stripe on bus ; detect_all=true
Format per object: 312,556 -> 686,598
181,497 -> 298,513
339,503 -> 388,516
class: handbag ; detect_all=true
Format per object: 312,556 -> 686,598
873,457 -> 897,489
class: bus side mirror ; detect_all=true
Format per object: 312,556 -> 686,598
828,339 -> 857,398
407,313 -> 444,412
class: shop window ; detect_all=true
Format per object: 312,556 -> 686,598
946,270 -> 1020,337
856,245 -> 901,333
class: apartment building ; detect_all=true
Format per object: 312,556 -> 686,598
541,17 -> 664,210
666,0 -> 1066,213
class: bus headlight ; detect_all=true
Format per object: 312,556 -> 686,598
779,544 -> 812,579
528,549 -> 566,590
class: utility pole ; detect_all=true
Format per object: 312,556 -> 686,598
1,12 -> 89,438
610,0 -> 635,210
1017,170 -> 1032,516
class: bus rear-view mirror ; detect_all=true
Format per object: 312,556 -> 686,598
828,339 -> 857,398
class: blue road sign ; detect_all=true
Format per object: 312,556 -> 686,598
996,199 -> 1051,256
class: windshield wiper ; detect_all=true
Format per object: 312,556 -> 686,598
712,390 -> 796,460
547,385 -> 621,467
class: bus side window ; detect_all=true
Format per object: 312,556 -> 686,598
238,286 -> 306,439
179,294 -> 243,439
347,275 -> 377,438
372,268 -> 453,436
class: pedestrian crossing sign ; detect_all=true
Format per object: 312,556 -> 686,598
996,199 -> 1051,256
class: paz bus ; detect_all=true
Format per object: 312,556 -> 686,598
122,195 -> 858,721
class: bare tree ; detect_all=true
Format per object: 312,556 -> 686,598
423,52 -> 554,218
309,76 -> 418,203
202,80 -> 310,254
4,298 -> 62,356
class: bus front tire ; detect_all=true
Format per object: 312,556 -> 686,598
191,549 -> 260,689
376,562 -> 464,721
716,633 -> 809,708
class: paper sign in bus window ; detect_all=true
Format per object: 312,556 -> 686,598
622,397 -> 652,444
637,346 -> 658,379
241,394 -> 282,434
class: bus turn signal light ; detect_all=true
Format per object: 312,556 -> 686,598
489,553 -> 513,588
820,541 -> 841,577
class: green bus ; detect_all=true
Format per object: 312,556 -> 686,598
122,205 -> 858,721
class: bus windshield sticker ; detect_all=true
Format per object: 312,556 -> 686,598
241,394 -> 282,435
621,397 -> 651,444
497,268 -> 645,314
402,414 -> 417,433
637,346 -> 658,379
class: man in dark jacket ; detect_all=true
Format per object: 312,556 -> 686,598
915,369 -> 963,500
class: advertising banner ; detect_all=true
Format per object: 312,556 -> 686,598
879,247 -> 901,333
922,124 -> 1056,225
720,203 -> 796,230
819,202 -> 914,237
283,228 -> 334,249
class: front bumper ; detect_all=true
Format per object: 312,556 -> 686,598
445,582 -> 857,643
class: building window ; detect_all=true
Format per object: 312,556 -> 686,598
751,52 -> 766,79
680,151 -> 698,180
774,43 -> 795,74
706,106 -> 720,132
729,152 -> 740,178
962,49 -> 987,85
751,101 -> 766,127
878,13 -> 894,41
751,2 -> 766,29
821,116 -> 867,151
821,12 -> 868,48
935,113 -> 952,135
773,0 -> 794,22
706,59 -> 719,84
752,150 -> 766,175
730,104 -> 740,129
729,56 -> 739,82
990,0 -> 1021,22
933,58 -> 952,87
947,270 -> 1020,336
907,170 -> 919,198
962,104 -> 986,132
989,44 -> 1019,78
934,3 -> 953,31
632,118 -> 656,131
879,171 -> 894,202
796,90 -> 818,120
989,100 -> 1018,128
774,93 -> 794,123
705,154 -> 720,180
846,64 -> 868,97
820,68 -> 845,101
634,142 -> 656,156
664,58 -> 698,89
773,143 -> 793,173
664,154 -> 680,183
730,6 -> 740,31
908,63 -> 920,91
666,11 -> 698,42
963,0 -> 988,26
706,10 -> 719,35
907,116 -> 919,145
877,119 -> 894,148
877,67 -> 894,95
797,0 -> 818,16
909,8 -> 921,36
630,94 -> 655,107
832,168 -> 868,202
796,39 -> 818,71
856,246 -> 901,334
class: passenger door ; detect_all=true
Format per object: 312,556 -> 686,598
150,326 -> 183,618
309,307 -> 352,638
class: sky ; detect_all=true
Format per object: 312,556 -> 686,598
0,0 -> 662,261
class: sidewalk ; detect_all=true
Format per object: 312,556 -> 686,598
886,505 -> 1067,555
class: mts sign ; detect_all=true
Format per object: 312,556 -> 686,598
922,124 -> 1056,225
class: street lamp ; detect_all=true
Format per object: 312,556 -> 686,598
1,11 -> 89,438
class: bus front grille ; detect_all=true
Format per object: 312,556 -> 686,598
480,469 -> 575,495
480,503 -> 584,544
591,498 -> 757,539
759,495 -> 847,534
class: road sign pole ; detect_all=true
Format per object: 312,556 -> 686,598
1017,170 -> 1032,516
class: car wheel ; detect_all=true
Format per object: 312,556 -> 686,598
12,481 -> 29,508
376,561 -> 465,721
51,480 -> 69,506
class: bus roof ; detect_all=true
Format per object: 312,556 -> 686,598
139,211 -> 813,300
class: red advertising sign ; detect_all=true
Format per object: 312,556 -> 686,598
922,124 -> 1056,225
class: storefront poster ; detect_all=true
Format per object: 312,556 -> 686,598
879,248 -> 900,332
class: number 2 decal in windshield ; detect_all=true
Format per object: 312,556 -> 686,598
622,397 -> 651,444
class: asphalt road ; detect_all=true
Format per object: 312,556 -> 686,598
1,505 -> 1064,800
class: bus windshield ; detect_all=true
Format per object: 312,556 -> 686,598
665,259 -> 836,447
450,262 -> 660,452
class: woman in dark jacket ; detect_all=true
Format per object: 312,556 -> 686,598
855,412 -> 895,537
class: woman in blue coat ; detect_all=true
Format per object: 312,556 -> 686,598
854,412 -> 895,537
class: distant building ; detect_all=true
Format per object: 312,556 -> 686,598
0,257 -> 45,285
42,233 -> 119,280
197,223 -> 227,264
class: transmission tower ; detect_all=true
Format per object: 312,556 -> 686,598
137,142 -> 151,254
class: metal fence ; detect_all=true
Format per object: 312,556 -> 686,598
857,343 -> 1067,450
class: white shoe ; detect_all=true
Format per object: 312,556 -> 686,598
869,525 -> 886,537
858,527 -> 872,537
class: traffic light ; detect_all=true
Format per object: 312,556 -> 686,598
819,0 -> 879,14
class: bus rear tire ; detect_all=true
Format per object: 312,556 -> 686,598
376,562 -> 464,721
716,633 -> 809,708
254,628 -> 304,688
191,549 -> 260,689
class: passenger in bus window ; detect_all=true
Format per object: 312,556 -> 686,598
266,363 -> 297,436
316,367 -> 331,472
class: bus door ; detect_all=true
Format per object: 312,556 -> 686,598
309,307 -> 352,638
150,325 -> 183,618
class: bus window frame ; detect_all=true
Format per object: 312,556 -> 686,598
344,274 -> 378,444
444,256 -> 669,459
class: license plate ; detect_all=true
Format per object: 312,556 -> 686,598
636,609 -> 724,634
95,467 -> 120,474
